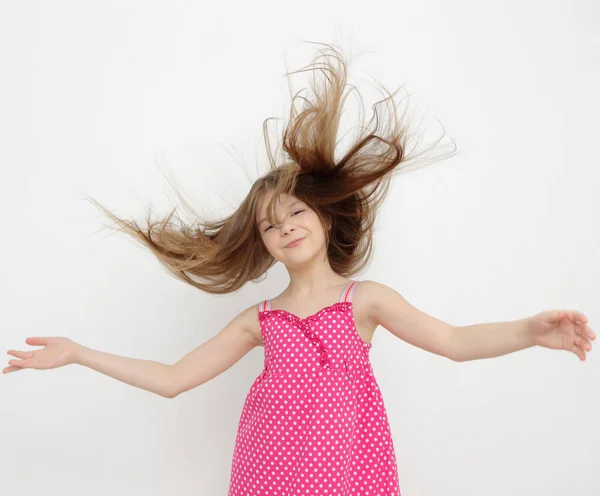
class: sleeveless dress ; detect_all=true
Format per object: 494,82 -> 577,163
227,280 -> 402,495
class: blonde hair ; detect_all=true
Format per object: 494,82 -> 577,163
83,42 -> 456,295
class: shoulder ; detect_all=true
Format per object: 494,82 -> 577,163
233,301 -> 264,347
354,279 -> 389,300
354,280 -> 401,326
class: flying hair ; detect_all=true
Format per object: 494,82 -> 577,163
81,42 -> 457,295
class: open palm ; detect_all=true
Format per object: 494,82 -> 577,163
4,337 -> 79,374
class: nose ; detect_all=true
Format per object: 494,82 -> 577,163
281,224 -> 295,236
275,214 -> 295,232
278,221 -> 297,240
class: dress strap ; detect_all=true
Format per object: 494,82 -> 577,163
257,299 -> 272,312
259,282 -> 358,312
339,280 -> 360,303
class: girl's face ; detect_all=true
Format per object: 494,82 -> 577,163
256,193 -> 330,262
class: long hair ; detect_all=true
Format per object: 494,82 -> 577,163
82,42 -> 457,295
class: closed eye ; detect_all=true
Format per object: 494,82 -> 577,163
264,210 -> 304,232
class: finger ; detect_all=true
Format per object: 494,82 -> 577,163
7,350 -> 34,360
573,324 -> 593,346
3,365 -> 23,374
574,335 -> 592,352
571,344 -> 586,361
25,337 -> 48,346
7,359 -> 31,368
565,311 -> 578,323
586,326 -> 596,340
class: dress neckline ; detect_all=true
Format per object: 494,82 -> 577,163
259,301 -> 351,323
258,300 -> 372,348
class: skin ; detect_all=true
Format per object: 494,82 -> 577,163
5,193 -> 594,376
3,191 -> 361,377
256,190 -> 352,303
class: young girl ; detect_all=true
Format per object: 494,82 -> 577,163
4,43 -> 595,495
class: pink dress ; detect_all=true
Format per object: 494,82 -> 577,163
228,280 -> 401,495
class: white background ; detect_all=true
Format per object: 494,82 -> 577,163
1,1 -> 598,495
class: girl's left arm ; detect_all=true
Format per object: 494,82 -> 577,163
363,281 -> 595,362
363,281 -> 457,360
451,310 -> 595,362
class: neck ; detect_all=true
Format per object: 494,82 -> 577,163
282,236 -> 348,297
284,263 -> 348,298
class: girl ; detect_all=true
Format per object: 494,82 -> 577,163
4,43 -> 595,495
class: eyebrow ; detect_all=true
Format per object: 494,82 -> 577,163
257,200 -> 302,226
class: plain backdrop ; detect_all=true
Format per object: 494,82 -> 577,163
1,1 -> 598,495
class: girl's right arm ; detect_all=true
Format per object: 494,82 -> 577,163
4,305 -> 261,398
75,346 -> 176,398
169,305 -> 260,397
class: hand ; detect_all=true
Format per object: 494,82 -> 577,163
4,337 -> 81,374
528,310 -> 596,361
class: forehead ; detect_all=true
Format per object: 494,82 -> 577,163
258,192 -> 301,210
256,193 -> 303,224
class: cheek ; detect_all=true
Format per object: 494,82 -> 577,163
263,234 -> 278,251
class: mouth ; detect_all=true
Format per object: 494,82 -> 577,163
285,237 -> 305,248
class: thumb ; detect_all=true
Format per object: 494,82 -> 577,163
542,310 -> 564,323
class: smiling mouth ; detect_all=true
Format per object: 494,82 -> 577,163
286,237 -> 305,248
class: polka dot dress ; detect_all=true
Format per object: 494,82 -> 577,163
227,280 -> 401,495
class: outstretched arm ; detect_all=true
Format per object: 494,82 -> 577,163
4,305 -> 261,398
5,336 -> 176,397
363,280 -> 456,360
449,318 -> 534,362
363,281 -> 595,362
451,310 -> 594,362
